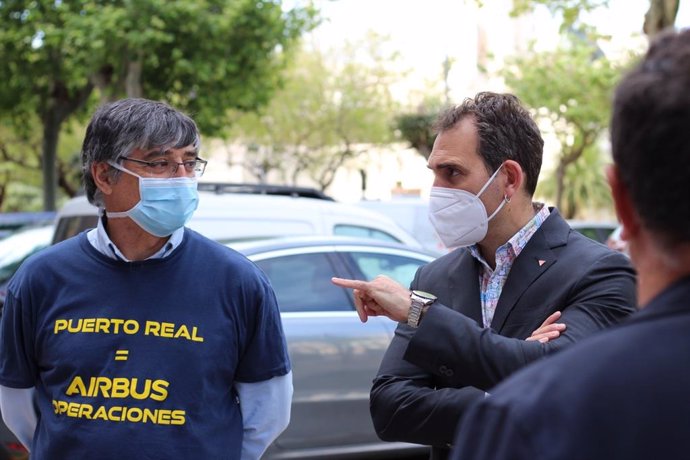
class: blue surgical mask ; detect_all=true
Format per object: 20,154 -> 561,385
106,161 -> 199,237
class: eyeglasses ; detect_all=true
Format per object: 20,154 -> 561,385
117,155 -> 208,178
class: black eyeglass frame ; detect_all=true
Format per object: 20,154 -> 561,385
117,155 -> 208,177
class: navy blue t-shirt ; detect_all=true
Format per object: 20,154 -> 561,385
0,229 -> 290,459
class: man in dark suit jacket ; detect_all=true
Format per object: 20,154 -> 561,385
332,92 -> 636,459
450,28 -> 690,460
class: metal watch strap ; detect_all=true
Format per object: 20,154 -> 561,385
408,290 -> 436,328
407,297 -> 424,328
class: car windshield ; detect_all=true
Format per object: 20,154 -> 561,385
0,225 -> 54,283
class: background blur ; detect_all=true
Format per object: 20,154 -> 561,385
1,0 -> 688,218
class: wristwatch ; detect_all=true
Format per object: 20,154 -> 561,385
407,290 -> 437,328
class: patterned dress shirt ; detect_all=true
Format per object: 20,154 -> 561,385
469,204 -> 550,328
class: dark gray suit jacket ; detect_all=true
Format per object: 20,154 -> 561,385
370,209 -> 636,460
451,276 -> 690,460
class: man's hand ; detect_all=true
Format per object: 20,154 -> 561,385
331,275 -> 410,323
525,311 -> 566,343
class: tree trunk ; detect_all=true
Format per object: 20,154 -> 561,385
58,161 -> 79,198
643,0 -> 680,36
0,177 -> 7,210
555,160 -> 566,215
126,58 -> 144,98
41,110 -> 61,211
92,65 -> 117,103
40,81 -> 94,211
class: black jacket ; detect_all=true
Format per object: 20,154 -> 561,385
370,209 -> 636,460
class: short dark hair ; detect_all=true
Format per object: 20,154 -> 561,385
434,92 -> 544,195
611,29 -> 690,247
81,98 -> 201,206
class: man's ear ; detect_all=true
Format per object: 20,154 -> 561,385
92,162 -> 115,196
501,160 -> 523,200
606,164 -> 638,241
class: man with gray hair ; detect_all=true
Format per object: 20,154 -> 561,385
0,98 -> 292,459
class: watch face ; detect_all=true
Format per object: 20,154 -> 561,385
412,290 -> 437,301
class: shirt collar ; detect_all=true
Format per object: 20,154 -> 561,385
86,215 -> 183,262
470,203 -> 550,267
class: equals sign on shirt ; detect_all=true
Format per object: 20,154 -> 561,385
115,350 -> 129,361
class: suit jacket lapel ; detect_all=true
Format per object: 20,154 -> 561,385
448,250 -> 483,325
490,210 -> 568,332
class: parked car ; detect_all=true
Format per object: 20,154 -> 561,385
0,212 -> 55,240
53,184 -> 423,249
567,220 -> 618,244
357,198 -> 447,255
0,224 -> 55,309
232,236 -> 434,459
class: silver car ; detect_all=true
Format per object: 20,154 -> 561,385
231,236 -> 434,459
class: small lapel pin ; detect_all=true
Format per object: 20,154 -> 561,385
538,259 -> 546,267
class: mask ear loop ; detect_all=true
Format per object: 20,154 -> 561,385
479,164 -> 508,222
105,161 -> 144,219
476,164 -> 505,198
487,195 -> 507,221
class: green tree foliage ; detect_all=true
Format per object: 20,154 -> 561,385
0,120 -> 43,211
0,115 -> 83,211
512,0 -> 681,37
0,0 -> 317,211
395,112 -> 437,160
511,0 -> 609,32
502,38 -> 626,216
230,34 -> 399,191
502,0 -> 677,217
536,143 -> 611,218
395,88 -> 450,160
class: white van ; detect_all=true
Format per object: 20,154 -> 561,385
357,198 -> 447,255
53,187 -> 424,249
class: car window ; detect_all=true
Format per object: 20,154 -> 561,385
568,222 -> 617,244
254,253 -> 351,313
574,227 -> 601,242
333,224 -> 400,243
349,252 -> 426,288
52,215 -> 99,244
0,212 -> 56,240
0,227 -> 53,283
357,200 -> 447,255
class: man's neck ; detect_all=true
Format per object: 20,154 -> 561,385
632,236 -> 690,307
105,219 -> 169,261
478,201 -> 538,268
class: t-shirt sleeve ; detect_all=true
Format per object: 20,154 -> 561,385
0,288 -> 38,388
235,271 -> 290,383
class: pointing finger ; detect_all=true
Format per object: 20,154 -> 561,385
332,277 -> 369,291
